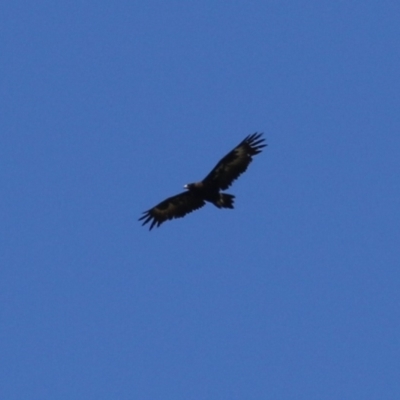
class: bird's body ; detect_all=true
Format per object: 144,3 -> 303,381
139,132 -> 266,230
183,182 -> 235,209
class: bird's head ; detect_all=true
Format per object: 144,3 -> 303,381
185,182 -> 202,190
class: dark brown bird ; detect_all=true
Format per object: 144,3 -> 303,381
139,132 -> 266,230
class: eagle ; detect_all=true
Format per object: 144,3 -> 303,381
139,132 -> 266,230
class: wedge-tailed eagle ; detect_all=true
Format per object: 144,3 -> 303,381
139,132 -> 266,230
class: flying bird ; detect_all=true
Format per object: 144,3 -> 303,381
139,132 -> 266,230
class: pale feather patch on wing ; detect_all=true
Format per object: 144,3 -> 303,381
203,132 -> 266,190
139,192 -> 206,230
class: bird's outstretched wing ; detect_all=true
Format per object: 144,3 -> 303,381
139,191 -> 206,230
202,132 -> 266,190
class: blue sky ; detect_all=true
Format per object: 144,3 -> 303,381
1,1 -> 400,399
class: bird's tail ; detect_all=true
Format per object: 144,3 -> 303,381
214,193 -> 235,209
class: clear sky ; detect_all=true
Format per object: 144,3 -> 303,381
2,1 -> 400,399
